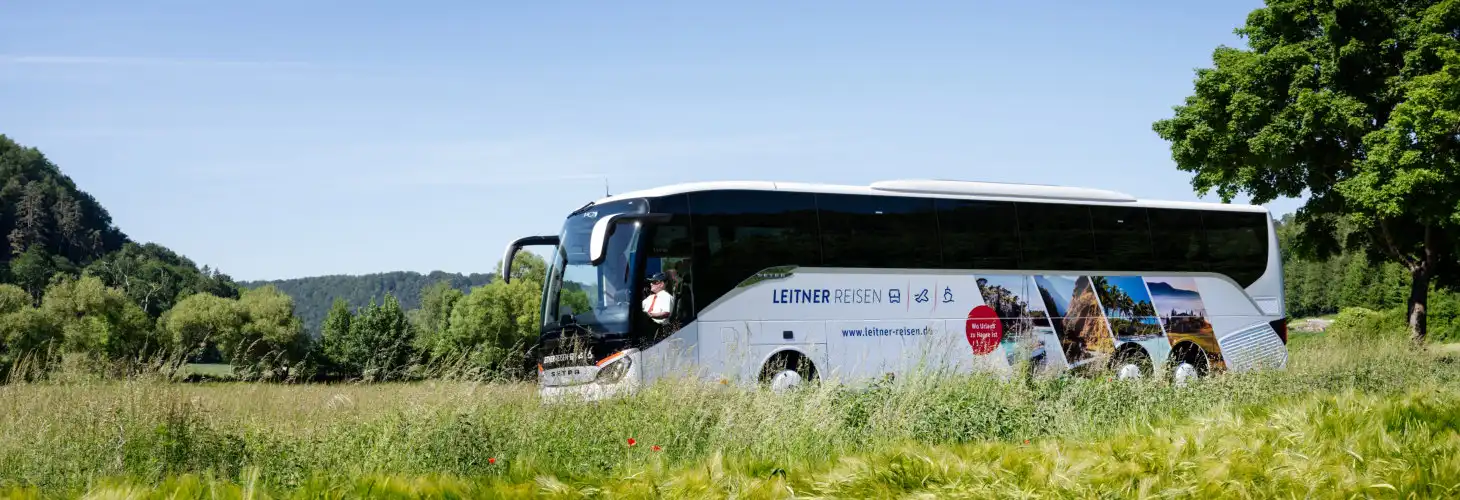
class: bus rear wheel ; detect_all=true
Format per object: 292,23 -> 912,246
1110,347 -> 1153,381
1168,343 -> 1211,387
760,352 -> 817,394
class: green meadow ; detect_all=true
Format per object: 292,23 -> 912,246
2,315 -> 1459,499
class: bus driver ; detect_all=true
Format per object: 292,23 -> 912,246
642,272 -> 674,324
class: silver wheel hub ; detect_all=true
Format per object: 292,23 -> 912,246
1117,363 -> 1143,380
769,370 -> 802,393
1173,363 -> 1198,386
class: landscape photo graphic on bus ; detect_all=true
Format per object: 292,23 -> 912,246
1144,276 -> 1226,366
1033,275 -> 1117,368
974,274 -> 1066,369
1092,275 -> 1173,364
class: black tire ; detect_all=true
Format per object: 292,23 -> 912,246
759,351 -> 818,391
1167,342 -> 1211,383
1110,346 -> 1153,379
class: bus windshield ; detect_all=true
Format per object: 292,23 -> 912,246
540,198 -> 648,336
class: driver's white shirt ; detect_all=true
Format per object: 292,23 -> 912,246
642,289 -> 674,324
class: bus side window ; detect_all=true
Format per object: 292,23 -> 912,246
817,193 -> 940,268
1016,202 -> 1096,270
1090,205 -> 1153,272
1149,208 -> 1208,273
688,190 -> 820,314
649,224 -> 694,321
1202,211 -> 1268,286
936,199 -> 1021,270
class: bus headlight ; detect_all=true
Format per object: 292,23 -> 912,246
596,356 -> 632,384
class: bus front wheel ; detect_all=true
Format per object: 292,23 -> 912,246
760,352 -> 817,394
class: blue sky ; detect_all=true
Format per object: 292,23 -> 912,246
0,0 -> 1297,281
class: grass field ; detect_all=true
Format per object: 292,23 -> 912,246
2,330 -> 1460,498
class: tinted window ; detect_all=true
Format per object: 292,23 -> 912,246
1090,206 -> 1153,270
1016,202 -> 1096,270
646,194 -> 692,258
636,195 -> 692,339
648,193 -> 690,217
936,199 -> 1020,269
817,193 -> 940,268
687,190 -> 821,312
1203,210 -> 1269,286
1148,208 -> 1207,272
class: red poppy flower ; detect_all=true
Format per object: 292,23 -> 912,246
652,445 -> 662,452
489,457 -> 496,464
627,438 -> 637,446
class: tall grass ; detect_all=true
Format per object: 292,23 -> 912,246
1,330 -> 1458,498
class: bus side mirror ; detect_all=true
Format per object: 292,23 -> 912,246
501,235 -> 560,283
590,212 -> 672,266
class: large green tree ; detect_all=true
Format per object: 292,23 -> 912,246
40,274 -> 155,362
0,283 -> 62,378
231,285 -> 310,379
0,290 -> 63,380
434,253 -> 550,378
320,294 -> 416,381
162,292 -> 247,360
1154,0 -> 1460,343
410,280 -> 465,360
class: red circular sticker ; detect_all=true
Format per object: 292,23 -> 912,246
965,305 -> 1003,355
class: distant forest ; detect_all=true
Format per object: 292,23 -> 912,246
241,271 -> 495,334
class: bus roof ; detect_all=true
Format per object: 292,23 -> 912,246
593,179 -> 1270,213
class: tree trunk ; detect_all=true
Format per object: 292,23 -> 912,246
1408,264 -> 1430,346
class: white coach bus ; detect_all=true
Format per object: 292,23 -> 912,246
502,179 -> 1289,400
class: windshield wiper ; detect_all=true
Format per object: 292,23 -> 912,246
568,201 -> 596,216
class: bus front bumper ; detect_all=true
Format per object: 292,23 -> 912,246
538,350 -> 643,403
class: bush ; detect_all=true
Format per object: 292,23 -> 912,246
1325,306 -> 1408,343
1425,291 -> 1460,343
1325,300 -> 1460,344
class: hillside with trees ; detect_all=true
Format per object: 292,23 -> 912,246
0,134 -> 546,382
240,271 -> 494,334
1,134 -> 254,377
1,135 -> 128,301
